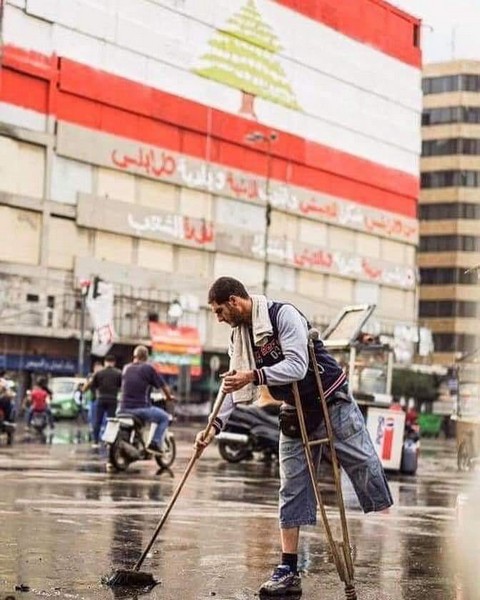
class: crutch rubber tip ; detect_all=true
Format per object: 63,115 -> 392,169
344,584 -> 357,600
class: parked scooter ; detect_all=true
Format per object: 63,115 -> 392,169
216,403 -> 280,463
102,396 -> 176,472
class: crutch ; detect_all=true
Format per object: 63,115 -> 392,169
291,329 -> 357,600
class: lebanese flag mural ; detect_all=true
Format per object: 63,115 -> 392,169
194,0 -> 301,119
0,0 -> 421,219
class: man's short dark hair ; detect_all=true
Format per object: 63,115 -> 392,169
133,345 -> 149,361
104,354 -> 116,363
208,277 -> 249,304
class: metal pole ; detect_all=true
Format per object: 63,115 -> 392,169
78,290 -> 86,376
77,281 -> 90,376
245,130 -> 277,296
262,136 -> 274,296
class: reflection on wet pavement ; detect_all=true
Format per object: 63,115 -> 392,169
0,423 -> 470,599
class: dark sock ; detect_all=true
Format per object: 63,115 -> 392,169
281,553 -> 298,573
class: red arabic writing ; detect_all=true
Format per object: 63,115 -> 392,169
183,218 -> 214,245
111,147 -> 176,178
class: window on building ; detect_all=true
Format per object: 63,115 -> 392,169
462,74 -> 480,92
419,203 -> 480,220
420,267 -> 479,285
421,170 -> 480,188
419,235 -> 480,252
433,333 -> 478,354
423,74 -> 480,95
422,106 -> 480,126
419,300 -> 479,318
26,294 -> 39,302
422,139 -> 459,156
462,139 -> 480,154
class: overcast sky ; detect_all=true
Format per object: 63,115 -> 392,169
390,0 -> 480,63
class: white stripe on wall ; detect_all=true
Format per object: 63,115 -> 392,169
0,102 -> 47,132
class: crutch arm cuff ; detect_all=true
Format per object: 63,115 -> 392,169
212,417 -> 223,434
253,369 -> 266,386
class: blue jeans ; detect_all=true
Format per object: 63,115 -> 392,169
122,406 -> 170,444
279,395 -> 393,528
93,398 -> 117,444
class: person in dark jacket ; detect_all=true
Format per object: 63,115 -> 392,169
0,380 -> 14,422
83,355 -> 121,447
120,345 -> 174,454
196,277 -> 393,597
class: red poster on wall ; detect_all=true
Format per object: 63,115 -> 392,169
149,322 -> 202,377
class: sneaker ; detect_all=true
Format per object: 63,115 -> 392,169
259,565 -> 302,596
91,442 -> 100,449
106,463 -> 116,473
146,441 -> 163,455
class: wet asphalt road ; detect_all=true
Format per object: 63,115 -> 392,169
0,422 -> 470,600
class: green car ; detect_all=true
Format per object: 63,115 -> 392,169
49,377 -> 87,419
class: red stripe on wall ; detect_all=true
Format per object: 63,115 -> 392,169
275,0 -> 421,67
1,45 -> 418,218
1,69 -> 49,114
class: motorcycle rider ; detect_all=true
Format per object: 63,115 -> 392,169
27,377 -> 55,429
119,345 -> 175,454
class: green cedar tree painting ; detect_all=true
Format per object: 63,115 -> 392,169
194,0 -> 301,118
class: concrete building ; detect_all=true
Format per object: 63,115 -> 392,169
420,61 -> 480,365
0,0 -> 421,383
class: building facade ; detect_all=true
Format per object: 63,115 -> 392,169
420,61 -> 480,365
0,0 -> 421,379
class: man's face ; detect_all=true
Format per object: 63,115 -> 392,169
210,298 -> 245,327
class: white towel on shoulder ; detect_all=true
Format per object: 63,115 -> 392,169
229,295 -> 273,404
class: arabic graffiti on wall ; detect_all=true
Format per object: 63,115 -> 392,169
110,143 -> 417,243
127,213 -> 214,245
250,233 -> 416,289
77,194 -> 215,247
57,123 -> 417,244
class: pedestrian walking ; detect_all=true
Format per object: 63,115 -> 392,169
83,355 -> 122,448
195,276 -> 393,597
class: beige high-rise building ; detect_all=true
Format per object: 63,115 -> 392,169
420,61 -> 480,365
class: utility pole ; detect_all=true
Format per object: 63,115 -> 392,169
245,130 -> 278,295
77,279 -> 91,376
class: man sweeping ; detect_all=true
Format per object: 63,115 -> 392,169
196,277 -> 393,597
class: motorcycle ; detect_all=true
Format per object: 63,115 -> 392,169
30,410 -> 49,436
0,408 -> 15,446
102,396 -> 176,472
216,403 -> 280,463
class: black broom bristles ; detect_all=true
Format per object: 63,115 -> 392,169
102,569 -> 158,589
